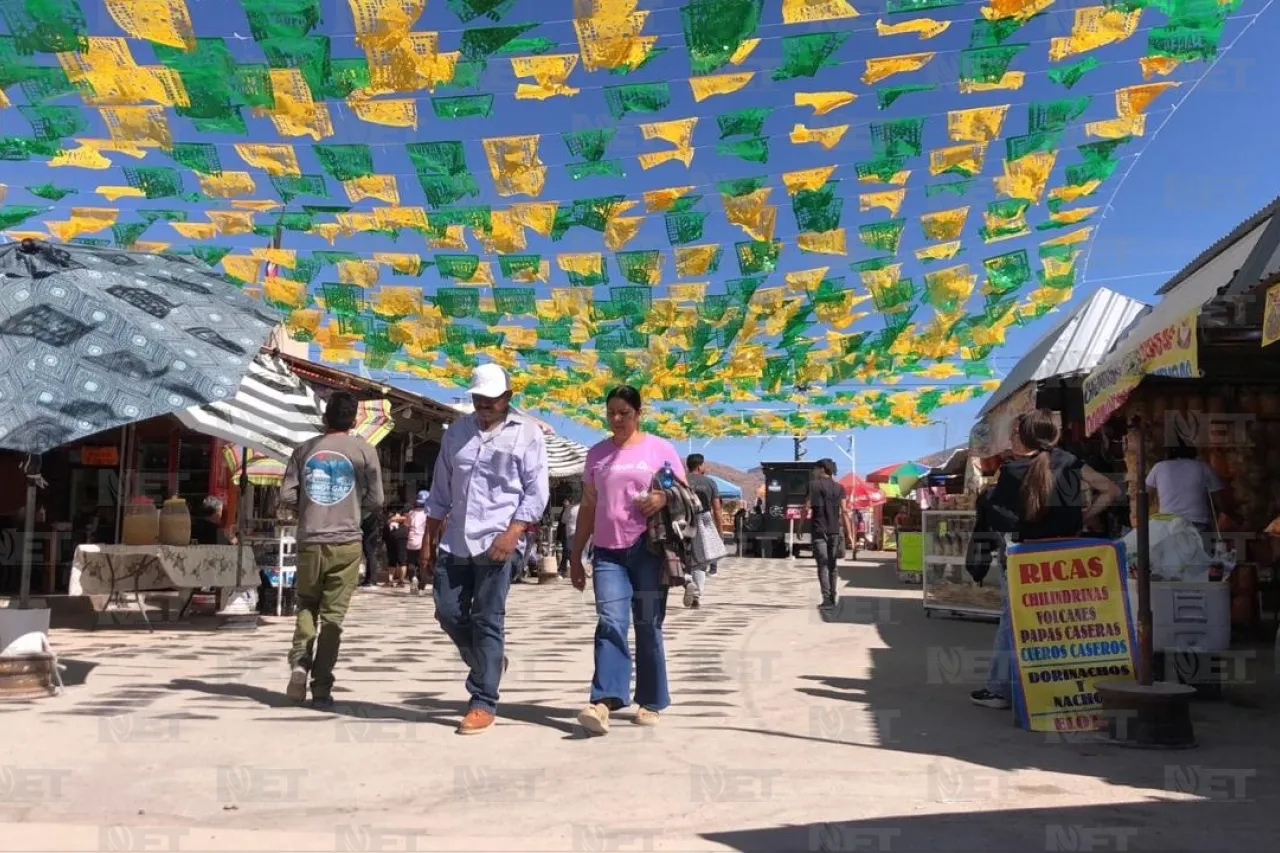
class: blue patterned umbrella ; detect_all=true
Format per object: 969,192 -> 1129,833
0,239 -> 280,454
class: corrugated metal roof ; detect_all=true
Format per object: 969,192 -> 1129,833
976,287 -> 1148,418
1155,194 -> 1280,295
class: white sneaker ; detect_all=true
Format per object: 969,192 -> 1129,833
577,703 -> 611,735
683,584 -> 697,608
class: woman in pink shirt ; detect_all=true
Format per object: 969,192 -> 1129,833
570,386 -> 685,735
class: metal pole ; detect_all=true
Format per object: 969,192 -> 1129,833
18,457 -> 40,610
1130,417 -> 1153,686
234,445 -> 249,591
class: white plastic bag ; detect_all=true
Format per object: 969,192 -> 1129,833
1122,514 -> 1210,582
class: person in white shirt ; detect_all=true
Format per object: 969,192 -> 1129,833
1145,444 -> 1226,531
405,490 -> 430,593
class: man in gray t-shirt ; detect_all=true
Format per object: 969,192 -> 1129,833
684,454 -> 723,608
280,392 -> 383,707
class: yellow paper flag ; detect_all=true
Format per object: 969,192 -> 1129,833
104,0 -> 196,51
251,247 -> 296,269
483,135 -> 547,196
860,189 -> 907,217
338,260 -> 380,288
643,186 -> 695,212
689,71 -> 755,103
783,165 -> 837,195
875,17 -> 951,39
511,54 -> 581,100
510,202 -> 558,236
674,244 -> 722,277
573,2 -> 657,73
638,118 -> 698,170
915,241 -> 962,262
1086,114 -> 1147,139
930,143 -> 986,177
605,215 -> 645,251
263,276 -> 308,310
1050,7 -> 1142,62
797,229 -> 847,256
344,175 -> 400,204
94,186 -> 145,201
722,188 -> 776,242
794,91 -> 856,116
170,221 -> 217,240
782,0 -> 859,24
729,38 -> 760,65
198,171 -> 256,198
45,208 -> 118,242
948,105 -> 1009,143
994,151 -> 1057,203
920,207 -> 969,241
863,52 -> 934,85
346,97 -> 418,128
1140,55 -> 1181,80
981,0 -> 1054,22
959,72 -> 1025,94
100,106 -> 172,149
1116,81 -> 1180,117
262,68 -> 334,141
220,255 -> 262,283
1049,181 -> 1102,205
790,123 -> 848,149
207,210 -> 255,236
235,144 -> 301,176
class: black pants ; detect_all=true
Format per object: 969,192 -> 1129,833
360,516 -> 380,586
813,534 -> 843,603
557,537 -> 570,574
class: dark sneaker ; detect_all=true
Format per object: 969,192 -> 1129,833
457,708 -> 496,735
970,689 -> 1011,709
503,655 -> 509,675
285,666 -> 308,703
309,695 -> 334,710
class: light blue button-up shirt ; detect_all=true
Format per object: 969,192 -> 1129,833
425,410 -> 549,558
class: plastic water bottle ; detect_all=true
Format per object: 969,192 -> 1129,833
658,461 -> 675,490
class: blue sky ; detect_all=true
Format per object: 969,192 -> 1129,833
3,1 -> 1276,475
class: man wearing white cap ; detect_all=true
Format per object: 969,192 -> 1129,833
424,363 -> 549,734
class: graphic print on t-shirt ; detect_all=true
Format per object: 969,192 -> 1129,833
303,450 -> 356,506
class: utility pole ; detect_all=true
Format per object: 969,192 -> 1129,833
793,437 -> 806,461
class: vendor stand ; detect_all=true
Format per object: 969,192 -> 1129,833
922,494 -> 1000,620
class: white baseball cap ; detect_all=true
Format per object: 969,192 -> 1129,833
468,363 -> 510,398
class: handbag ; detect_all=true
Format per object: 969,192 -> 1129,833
693,510 -> 727,565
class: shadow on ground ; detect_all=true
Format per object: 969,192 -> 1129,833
773,557 -> 1280,795
703,799 -> 1277,852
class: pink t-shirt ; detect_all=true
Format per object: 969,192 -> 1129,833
585,434 -> 686,549
407,509 -> 428,550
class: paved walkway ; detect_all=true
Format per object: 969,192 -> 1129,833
2,554 -> 1278,851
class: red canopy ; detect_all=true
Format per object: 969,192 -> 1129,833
838,474 -> 886,509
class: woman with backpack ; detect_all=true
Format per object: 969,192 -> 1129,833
969,409 -> 1120,710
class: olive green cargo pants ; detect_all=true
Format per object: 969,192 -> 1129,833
288,541 -> 362,698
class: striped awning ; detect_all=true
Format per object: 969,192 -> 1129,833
175,353 -> 325,461
546,432 -> 588,480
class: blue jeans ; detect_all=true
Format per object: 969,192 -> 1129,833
985,574 -> 1013,699
432,549 -> 519,713
590,538 -> 670,712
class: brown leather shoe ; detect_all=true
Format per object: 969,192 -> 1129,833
456,708 -> 495,735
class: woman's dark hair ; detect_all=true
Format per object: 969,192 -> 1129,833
605,385 -> 643,411
1167,442 -> 1198,460
324,391 -> 360,431
1016,409 -> 1061,522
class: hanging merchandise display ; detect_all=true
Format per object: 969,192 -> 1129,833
0,0 -> 1249,437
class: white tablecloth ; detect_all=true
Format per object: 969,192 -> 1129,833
70,544 -> 256,596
